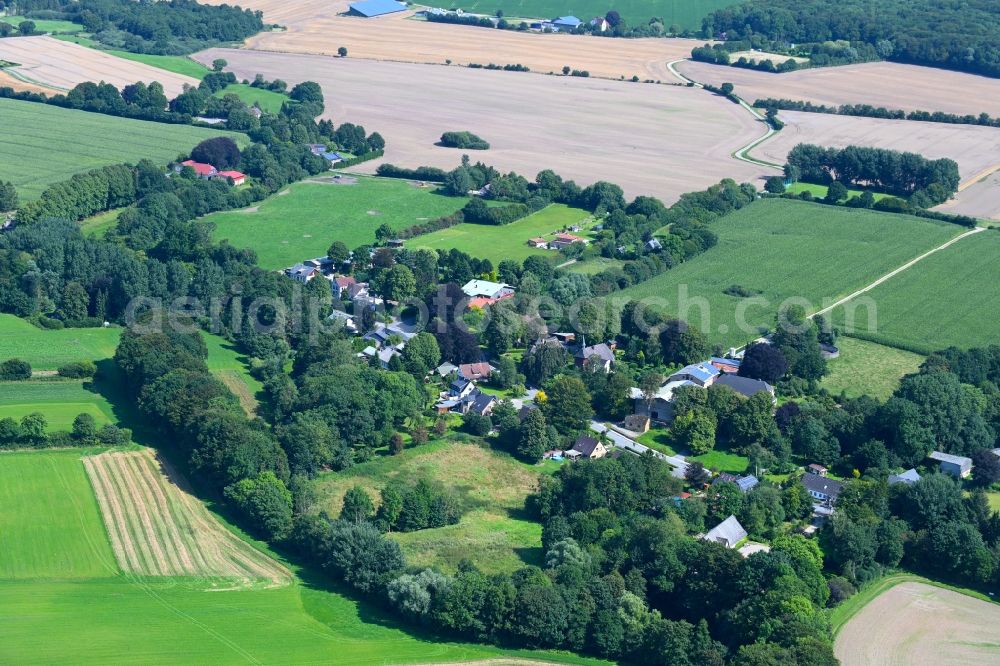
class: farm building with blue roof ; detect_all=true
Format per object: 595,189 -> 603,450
348,0 -> 407,17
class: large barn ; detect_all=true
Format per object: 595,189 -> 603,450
348,0 -> 407,17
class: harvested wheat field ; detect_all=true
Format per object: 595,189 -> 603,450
0,69 -> 58,94
676,60 -> 1000,118
83,449 -> 290,587
199,0 -> 702,80
936,171 -> 1000,220
0,36 -> 197,96
195,48 -> 773,201
834,582 -> 1000,665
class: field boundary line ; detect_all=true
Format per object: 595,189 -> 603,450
958,163 -> 1000,191
812,226 -> 985,318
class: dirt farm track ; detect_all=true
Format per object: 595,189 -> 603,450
199,0 -> 704,81
196,47 -> 774,202
834,582 -> 1000,665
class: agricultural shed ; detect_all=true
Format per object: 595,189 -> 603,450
702,515 -> 747,549
349,0 -> 408,17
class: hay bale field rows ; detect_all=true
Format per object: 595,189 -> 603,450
615,199 -> 963,348
0,36 -> 197,96
0,98 -> 247,199
83,449 -> 291,587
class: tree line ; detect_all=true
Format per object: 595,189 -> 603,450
757,97 -> 1000,129
702,0 -> 1000,78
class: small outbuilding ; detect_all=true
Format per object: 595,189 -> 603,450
702,515 -> 747,549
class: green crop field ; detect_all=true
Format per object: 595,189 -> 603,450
411,203 -> 594,264
820,336 -> 924,400
0,98 -> 247,199
450,0 -> 739,28
0,448 -> 601,665
0,379 -> 115,431
106,50 -> 209,78
615,199 -> 962,348
0,16 -> 82,33
0,449 -> 118,579
0,315 -> 121,370
314,439 -> 549,574
828,230 -> 1000,353
207,177 -> 470,270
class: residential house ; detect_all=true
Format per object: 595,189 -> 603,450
434,361 -> 458,378
527,237 -> 549,249
466,390 -> 497,417
712,472 -> 759,493
376,347 -> 400,369
333,275 -> 358,297
801,473 -> 843,507
461,279 -> 514,302
450,378 -> 476,399
714,373 -> 775,399
929,451 -> 973,478
549,233 -> 586,250
888,468 -> 921,486
569,436 -> 608,460
213,170 -> 246,186
304,257 -> 336,274
629,379 -> 695,423
575,342 -> 615,373
807,463 -> 828,476
328,308 -> 357,332
646,238 -> 662,251
590,16 -> 609,31
702,515 -> 747,549
669,362 -> 720,388
459,362 -> 492,382
249,105 -> 262,119
364,323 -> 415,347
287,263 -> 320,283
179,160 -> 217,178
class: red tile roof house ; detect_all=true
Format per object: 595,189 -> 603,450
214,170 -> 247,186
458,362 -> 492,382
549,233 -> 586,250
180,160 -> 217,178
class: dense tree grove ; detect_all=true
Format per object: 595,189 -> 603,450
18,0 -> 264,54
756,97 -> 1000,130
785,144 -> 960,206
703,0 -> 1000,78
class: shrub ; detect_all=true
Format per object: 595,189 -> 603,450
439,131 -> 490,150
0,358 -> 32,380
58,360 -> 98,378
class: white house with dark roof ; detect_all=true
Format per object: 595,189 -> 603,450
801,473 -> 843,507
575,342 -> 615,373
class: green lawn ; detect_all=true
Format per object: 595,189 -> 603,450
0,449 -> 118,579
615,199 -> 962,348
0,449 -> 602,665
566,257 -> 626,275
0,98 -> 247,199
819,336 -> 924,400
450,0 -> 740,28
314,439 -> 548,574
0,379 -> 116,431
207,176 -> 470,270
785,182 -> 891,202
203,332 -> 264,415
0,16 -> 82,33
79,208 -> 123,237
637,428 -> 677,455
829,230 -> 1000,353
0,315 -> 121,370
410,203 -> 594,264
218,83 -> 288,114
690,448 -> 750,474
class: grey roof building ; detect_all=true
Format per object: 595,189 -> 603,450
929,451 -> 973,478
888,468 -> 921,485
702,515 -> 748,549
802,473 -> 844,505
714,373 -> 775,399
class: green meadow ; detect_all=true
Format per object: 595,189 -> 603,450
411,203 -> 594,264
0,16 -> 82,33
617,199 -> 961,348
0,98 -> 247,199
0,315 -> 121,370
828,229 -> 1000,353
0,380 -> 115,431
785,182 -> 891,202
819,336 -> 924,400
207,177 -> 470,270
